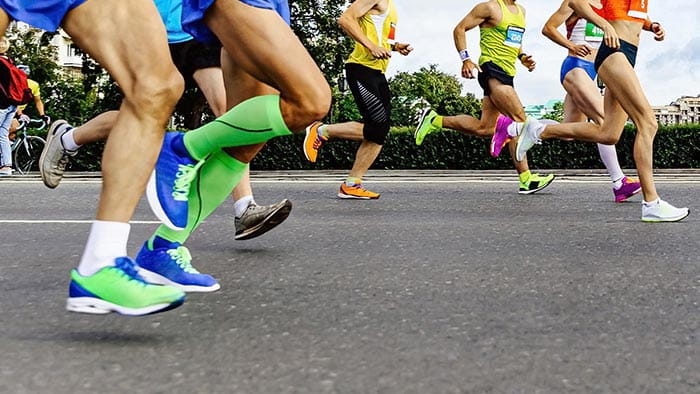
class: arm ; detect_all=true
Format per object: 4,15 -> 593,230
568,0 -> 619,48
33,95 -> 45,117
542,0 -> 592,57
338,0 -> 391,59
453,2 -> 492,79
392,42 -> 413,56
643,17 -> 665,41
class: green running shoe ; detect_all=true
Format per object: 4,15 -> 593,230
66,257 -> 186,316
414,108 -> 439,146
519,173 -> 555,195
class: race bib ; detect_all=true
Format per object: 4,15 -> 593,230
585,22 -> 604,42
504,25 -> 525,48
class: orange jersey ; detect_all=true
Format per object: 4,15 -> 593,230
594,0 -> 648,22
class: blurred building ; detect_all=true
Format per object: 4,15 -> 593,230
653,95 -> 700,125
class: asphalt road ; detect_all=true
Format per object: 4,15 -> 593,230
0,171 -> 698,393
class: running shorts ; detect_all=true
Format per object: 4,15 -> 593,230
560,56 -> 597,84
0,0 -> 87,31
594,39 -> 638,71
478,62 -> 514,97
169,39 -> 222,88
182,0 -> 290,44
345,62 -> 391,145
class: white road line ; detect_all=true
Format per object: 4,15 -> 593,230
0,220 -> 160,224
2,179 -> 700,185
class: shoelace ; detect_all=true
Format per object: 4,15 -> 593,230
313,135 -> 326,149
171,164 -> 198,201
167,246 -> 199,274
114,257 -> 148,285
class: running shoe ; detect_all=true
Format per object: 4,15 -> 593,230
338,182 -> 380,199
39,120 -> 77,188
235,199 -> 293,240
490,115 -> 514,158
515,117 -> 544,162
414,108 -> 439,146
303,121 -> 327,163
0,167 -> 12,176
613,176 -> 642,203
147,132 -> 203,231
641,199 -> 690,222
135,241 -> 220,292
66,257 -> 186,316
519,173 -> 556,195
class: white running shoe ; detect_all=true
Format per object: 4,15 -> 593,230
515,117 -> 544,162
641,199 -> 690,222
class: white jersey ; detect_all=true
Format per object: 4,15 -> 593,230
566,18 -> 603,50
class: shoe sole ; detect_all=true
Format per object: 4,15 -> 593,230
642,209 -> 690,223
146,170 -> 185,231
66,296 -> 185,316
518,175 -> 556,195
137,268 -> 221,293
337,192 -> 380,200
235,199 -> 293,240
39,120 -> 67,189
414,108 -> 432,145
302,125 -> 316,162
615,186 -> 642,203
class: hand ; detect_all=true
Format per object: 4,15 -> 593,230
572,44 -> 593,57
520,55 -> 536,72
19,114 -> 30,123
370,44 -> 391,59
651,22 -> 665,41
394,43 -> 413,56
41,114 -> 51,125
603,24 -> 620,49
461,59 -> 481,79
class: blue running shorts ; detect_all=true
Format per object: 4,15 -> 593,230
560,56 -> 597,84
0,0 -> 87,32
182,0 -> 290,44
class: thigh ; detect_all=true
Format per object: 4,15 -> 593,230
601,86 -> 628,134
220,48 -> 278,109
599,54 -> 653,125
488,81 -> 526,122
0,7 -> 9,34
346,64 -> 389,124
480,96 -> 501,132
563,68 -> 604,124
61,0 -> 176,96
563,93 -> 587,123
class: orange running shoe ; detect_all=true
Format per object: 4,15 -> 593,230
338,182 -> 380,199
303,121 -> 327,163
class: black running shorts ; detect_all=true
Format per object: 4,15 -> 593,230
345,62 -> 392,145
478,61 -> 515,97
169,39 -> 222,88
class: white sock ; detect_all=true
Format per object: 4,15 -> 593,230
643,198 -> 660,206
506,122 -> 520,137
597,143 -> 625,183
61,128 -> 81,151
234,195 -> 254,218
77,221 -> 130,276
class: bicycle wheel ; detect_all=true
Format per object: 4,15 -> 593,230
13,136 -> 46,174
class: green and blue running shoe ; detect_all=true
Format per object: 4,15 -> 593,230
519,173 -> 556,195
414,108 -> 439,146
66,257 -> 186,316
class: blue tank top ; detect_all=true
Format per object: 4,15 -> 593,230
153,0 -> 193,44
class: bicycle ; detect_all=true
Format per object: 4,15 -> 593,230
10,117 -> 46,174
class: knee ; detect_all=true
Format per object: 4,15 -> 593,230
127,69 -> 184,114
637,115 -> 658,136
599,133 -> 620,145
298,84 -> 332,124
363,122 -> 389,145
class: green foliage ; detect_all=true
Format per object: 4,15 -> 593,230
542,101 -> 564,123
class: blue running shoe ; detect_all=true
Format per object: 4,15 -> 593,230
147,132 -> 203,230
136,240 -> 220,293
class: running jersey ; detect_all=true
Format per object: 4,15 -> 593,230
17,79 -> 39,112
594,0 -> 648,22
346,0 -> 398,74
479,0 -> 526,77
566,18 -> 603,49
154,0 -> 193,44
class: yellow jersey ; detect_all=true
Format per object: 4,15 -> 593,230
346,0 -> 398,73
18,79 -> 39,111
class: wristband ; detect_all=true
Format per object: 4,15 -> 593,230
518,53 -> 527,61
459,49 -> 470,62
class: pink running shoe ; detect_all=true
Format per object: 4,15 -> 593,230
614,176 -> 642,203
490,115 -> 513,157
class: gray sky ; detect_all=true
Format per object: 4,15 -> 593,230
384,0 -> 700,106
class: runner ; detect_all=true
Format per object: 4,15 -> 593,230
515,0 -> 689,222
39,0 -> 292,241
541,0 -> 641,202
302,0 -> 412,199
413,0 -> 555,195
0,0 -> 187,314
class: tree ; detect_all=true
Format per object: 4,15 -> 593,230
542,101 -> 564,122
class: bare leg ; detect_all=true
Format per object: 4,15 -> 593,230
348,140 -> 382,179
192,67 -> 227,117
324,121 -> 364,141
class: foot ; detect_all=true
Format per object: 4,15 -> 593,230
235,199 -> 293,240
515,117 -> 544,162
519,173 -> 555,195
414,108 -> 439,146
0,166 -> 12,176
135,241 -> 220,292
303,121 -> 327,163
66,257 -> 186,316
146,132 -> 203,231
490,115 -> 514,158
613,176 -> 642,203
39,120 -> 77,188
338,182 -> 380,199
641,199 -> 690,222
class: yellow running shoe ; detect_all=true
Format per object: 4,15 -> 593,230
303,121 -> 327,163
338,182 -> 380,200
